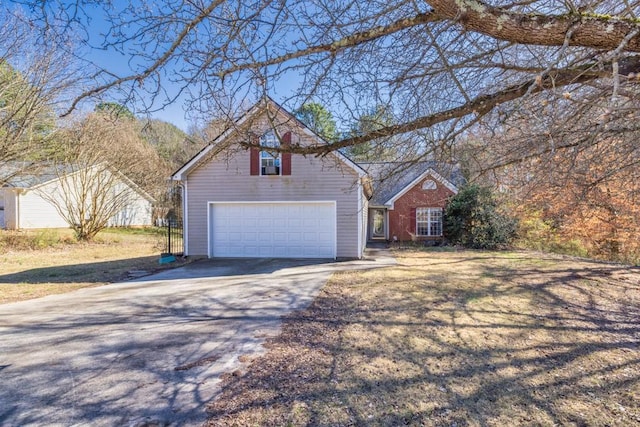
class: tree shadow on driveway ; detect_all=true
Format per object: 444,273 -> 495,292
0,252 -> 396,425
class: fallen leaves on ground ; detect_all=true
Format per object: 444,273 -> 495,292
206,249 -> 640,426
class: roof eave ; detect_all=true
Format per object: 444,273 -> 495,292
383,168 -> 459,209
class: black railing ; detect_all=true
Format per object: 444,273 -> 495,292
164,215 -> 184,256
162,185 -> 184,257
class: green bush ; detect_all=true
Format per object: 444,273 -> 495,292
444,184 -> 517,249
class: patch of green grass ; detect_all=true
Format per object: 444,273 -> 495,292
99,226 -> 166,237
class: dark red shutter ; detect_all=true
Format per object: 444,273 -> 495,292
281,131 -> 292,176
409,207 -> 417,234
250,134 -> 260,175
250,147 -> 259,175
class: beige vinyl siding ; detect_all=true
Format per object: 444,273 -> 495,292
185,144 -> 361,258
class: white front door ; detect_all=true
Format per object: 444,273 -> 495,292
209,202 -> 336,258
370,208 -> 386,239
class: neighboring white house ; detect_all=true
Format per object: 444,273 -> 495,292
0,164 -> 154,230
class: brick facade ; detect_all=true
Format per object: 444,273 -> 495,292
387,174 -> 456,241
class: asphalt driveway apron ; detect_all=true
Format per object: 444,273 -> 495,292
0,250 -> 395,426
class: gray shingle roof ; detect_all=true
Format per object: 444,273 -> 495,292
0,162 -> 75,188
358,161 -> 464,205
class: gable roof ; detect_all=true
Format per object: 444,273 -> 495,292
172,96 -> 366,180
359,161 -> 462,207
1,162 -> 155,203
1,163 -> 76,188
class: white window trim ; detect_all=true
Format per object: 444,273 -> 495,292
259,131 -> 282,176
422,179 -> 437,190
416,207 -> 443,237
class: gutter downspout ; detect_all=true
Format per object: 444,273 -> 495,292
178,181 -> 187,257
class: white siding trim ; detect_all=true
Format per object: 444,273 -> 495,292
384,168 -> 458,209
333,201 -> 338,259
357,179 -> 363,258
385,209 -> 390,240
172,97 -> 367,181
16,190 -> 21,229
172,103 -> 266,181
206,192 -> 212,258
183,180 -> 189,256
208,200 -> 337,259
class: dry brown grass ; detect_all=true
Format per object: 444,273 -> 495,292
206,249 -> 640,426
0,228 -> 185,304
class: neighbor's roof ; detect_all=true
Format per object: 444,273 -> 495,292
0,163 -> 75,188
358,161 -> 464,206
0,162 -> 155,202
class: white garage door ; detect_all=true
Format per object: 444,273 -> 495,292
209,202 -> 336,258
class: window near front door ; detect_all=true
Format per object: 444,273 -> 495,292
260,131 -> 280,175
416,207 -> 443,236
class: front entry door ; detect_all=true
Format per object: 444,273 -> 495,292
371,209 -> 386,239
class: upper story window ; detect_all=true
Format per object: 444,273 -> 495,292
422,179 -> 437,190
260,131 -> 280,176
250,130 -> 291,177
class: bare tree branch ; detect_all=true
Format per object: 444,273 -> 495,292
429,0 -> 640,51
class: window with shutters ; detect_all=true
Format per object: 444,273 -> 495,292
416,207 -> 443,236
260,131 -> 280,175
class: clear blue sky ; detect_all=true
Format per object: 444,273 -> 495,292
75,3 -> 302,133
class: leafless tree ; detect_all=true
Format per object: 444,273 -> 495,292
9,1 -> 639,154
0,7 -> 78,184
37,113 -> 166,240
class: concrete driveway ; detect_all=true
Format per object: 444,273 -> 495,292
0,250 -> 395,426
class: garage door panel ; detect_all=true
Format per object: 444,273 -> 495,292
287,218 -> 302,227
286,246 -> 304,257
304,232 -> 318,242
288,231 -> 302,242
257,218 -> 270,227
258,231 -> 272,241
318,232 -> 333,243
272,232 -> 287,242
210,202 -> 335,258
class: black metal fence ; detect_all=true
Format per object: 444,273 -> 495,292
162,185 -> 184,256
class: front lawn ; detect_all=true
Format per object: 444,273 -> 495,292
207,249 -> 640,426
0,228 -> 185,304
